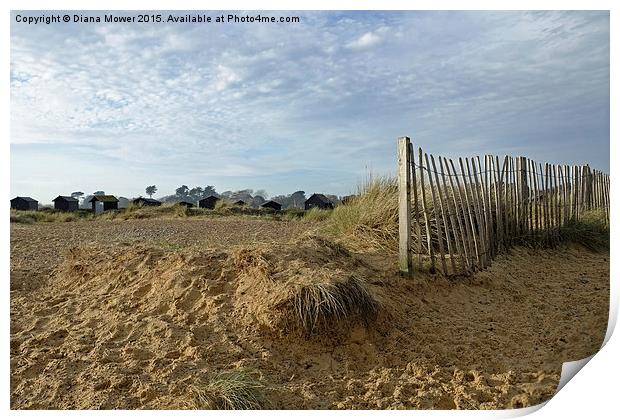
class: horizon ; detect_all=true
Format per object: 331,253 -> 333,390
10,10 -> 610,203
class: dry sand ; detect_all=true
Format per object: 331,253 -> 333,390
10,218 -> 609,409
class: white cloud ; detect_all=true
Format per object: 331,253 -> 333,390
9,11 -> 610,201
347,31 -> 382,50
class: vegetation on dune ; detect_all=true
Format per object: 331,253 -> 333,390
10,202 -> 302,223
559,209 -> 609,252
191,369 -> 270,410
303,207 -> 333,222
322,176 -> 399,253
10,209 -> 93,224
293,275 -> 379,336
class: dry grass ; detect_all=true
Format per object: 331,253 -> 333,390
303,207 -> 332,222
323,175 -> 399,253
10,202 -> 291,224
191,370 -> 270,410
232,238 -> 380,337
10,209 -> 92,224
293,276 -> 379,336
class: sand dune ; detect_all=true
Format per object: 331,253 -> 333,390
10,219 -> 609,409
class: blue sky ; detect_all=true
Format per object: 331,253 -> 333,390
10,11 -> 609,202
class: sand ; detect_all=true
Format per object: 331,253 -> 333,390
10,218 -> 609,409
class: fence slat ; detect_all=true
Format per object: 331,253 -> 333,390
493,156 -> 504,250
468,157 -> 487,268
531,159 -> 540,238
450,158 -> 476,272
426,153 -> 448,275
409,143 -> 423,272
458,158 -> 480,269
418,147 -> 435,273
442,157 -> 468,274
431,155 -> 455,275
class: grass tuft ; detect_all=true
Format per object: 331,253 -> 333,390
191,369 -> 270,410
293,276 -> 379,336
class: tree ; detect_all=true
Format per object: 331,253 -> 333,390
145,185 -> 157,198
70,192 -> 84,202
290,191 -> 306,209
203,185 -> 217,197
252,195 -> 266,208
189,187 -> 204,201
175,185 -> 189,197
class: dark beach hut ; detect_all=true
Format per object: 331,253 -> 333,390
233,200 -> 246,206
133,197 -> 161,207
10,196 -> 38,211
199,195 -> 220,209
261,200 -> 282,211
89,195 -> 119,212
178,201 -> 194,208
304,193 -> 334,210
53,196 -> 79,212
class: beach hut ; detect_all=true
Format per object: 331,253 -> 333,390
178,201 -> 194,208
89,195 -> 119,212
261,200 -> 282,211
10,196 -> 38,211
304,193 -> 334,210
199,195 -> 220,209
52,196 -> 79,212
233,200 -> 246,206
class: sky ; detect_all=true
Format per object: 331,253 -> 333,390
10,11 -> 610,203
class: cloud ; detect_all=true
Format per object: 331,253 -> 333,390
347,31 -> 382,49
10,11 -> 609,202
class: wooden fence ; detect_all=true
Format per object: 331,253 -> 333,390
398,136 -> 610,276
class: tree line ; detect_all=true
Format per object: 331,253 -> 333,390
68,185 -> 343,210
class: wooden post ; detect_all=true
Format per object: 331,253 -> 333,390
397,137 -> 412,276
458,158 -> 480,269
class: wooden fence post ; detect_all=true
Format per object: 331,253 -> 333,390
397,137 -> 412,276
